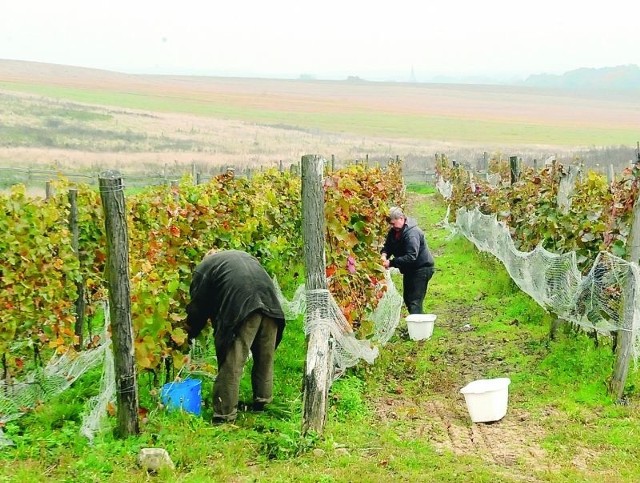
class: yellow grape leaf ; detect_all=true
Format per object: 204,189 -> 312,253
48,337 -> 64,349
135,351 -> 154,369
171,328 -> 187,345
169,313 -> 184,322
107,402 -> 116,417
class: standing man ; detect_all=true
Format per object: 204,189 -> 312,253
381,207 -> 435,314
185,249 -> 286,423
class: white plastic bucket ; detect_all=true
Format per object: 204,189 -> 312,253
459,377 -> 511,423
406,314 -> 437,340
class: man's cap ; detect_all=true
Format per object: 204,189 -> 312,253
388,207 -> 405,221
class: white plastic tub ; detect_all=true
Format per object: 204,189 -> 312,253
406,314 -> 437,341
459,377 -> 511,423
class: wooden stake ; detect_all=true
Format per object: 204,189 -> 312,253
301,155 -> 333,435
69,188 -> 85,349
99,171 -> 140,437
609,186 -> 640,399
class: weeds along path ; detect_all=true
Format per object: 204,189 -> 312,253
365,191 -> 560,481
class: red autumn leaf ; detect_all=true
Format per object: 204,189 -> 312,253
326,265 -> 337,277
169,225 -> 181,237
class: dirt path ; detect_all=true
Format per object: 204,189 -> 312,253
369,193 -> 557,482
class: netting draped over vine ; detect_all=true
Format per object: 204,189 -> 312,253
436,177 -> 453,200
0,302 -> 115,447
450,204 -> 640,362
273,269 -> 403,379
0,271 -> 404,446
370,270 -> 404,345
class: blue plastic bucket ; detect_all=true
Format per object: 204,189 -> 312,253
160,378 -> 202,416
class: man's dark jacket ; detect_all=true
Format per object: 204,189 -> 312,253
185,250 -> 286,352
381,217 -> 434,274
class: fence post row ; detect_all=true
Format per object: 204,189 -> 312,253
98,171 -> 140,437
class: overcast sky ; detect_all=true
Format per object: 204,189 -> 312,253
1,1 -> 638,82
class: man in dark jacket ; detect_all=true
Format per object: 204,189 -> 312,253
381,207 -> 435,314
185,249 -> 286,422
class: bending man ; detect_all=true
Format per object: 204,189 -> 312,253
185,249 -> 286,422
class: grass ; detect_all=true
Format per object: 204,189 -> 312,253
1,80 -> 637,147
0,92 -> 204,153
1,187 -> 639,481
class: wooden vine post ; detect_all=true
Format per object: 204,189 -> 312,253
99,171 -> 140,437
509,156 -> 520,184
607,164 -> 615,186
610,181 -> 640,399
45,181 -> 53,200
301,154 -> 333,435
68,188 -> 86,348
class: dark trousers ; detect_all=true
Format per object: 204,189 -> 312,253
403,266 -> 434,314
213,312 -> 278,421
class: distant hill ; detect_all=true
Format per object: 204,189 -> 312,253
523,64 -> 640,90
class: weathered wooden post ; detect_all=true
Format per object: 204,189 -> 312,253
301,154 -> 333,435
191,162 -> 198,185
45,181 -> 53,201
509,156 -> 520,184
170,180 -> 179,203
68,188 -> 86,348
557,165 -> 579,215
99,171 -> 140,437
607,164 -> 615,186
549,318 -> 562,341
279,160 -> 284,172
331,154 -> 335,173
610,186 -> 640,399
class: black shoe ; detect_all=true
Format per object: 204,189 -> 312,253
212,415 -> 236,424
252,402 -> 266,412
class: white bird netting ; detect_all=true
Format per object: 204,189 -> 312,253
0,302 -> 115,446
486,173 -> 502,188
451,205 -> 640,361
0,271 -> 404,445
436,176 -> 453,200
273,269 -> 403,379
